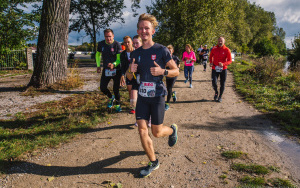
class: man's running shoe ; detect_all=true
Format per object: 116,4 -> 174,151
218,97 -> 222,103
184,79 -> 188,84
165,103 -> 170,111
115,105 -> 122,112
190,84 -> 193,88
129,109 -> 135,114
172,91 -> 177,102
214,94 -> 218,101
107,95 -> 115,108
168,124 -> 178,147
140,160 -> 160,177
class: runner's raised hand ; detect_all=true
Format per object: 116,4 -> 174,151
150,61 -> 163,76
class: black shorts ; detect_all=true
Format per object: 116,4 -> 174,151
126,77 -> 137,86
136,95 -> 165,125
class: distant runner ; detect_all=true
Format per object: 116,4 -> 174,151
128,13 -> 179,178
209,37 -> 232,102
165,45 -> 180,111
200,45 -> 209,71
96,29 -> 122,112
182,44 -> 196,88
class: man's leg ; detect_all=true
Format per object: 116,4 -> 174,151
138,120 -> 156,161
219,69 -> 227,99
100,73 -> 112,98
112,72 -> 122,106
211,69 -> 219,100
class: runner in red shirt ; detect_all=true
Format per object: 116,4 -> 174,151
209,37 -> 232,102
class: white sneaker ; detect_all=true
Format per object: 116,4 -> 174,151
190,84 -> 193,88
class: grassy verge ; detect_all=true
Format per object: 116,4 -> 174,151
0,70 -> 32,78
228,56 -> 300,136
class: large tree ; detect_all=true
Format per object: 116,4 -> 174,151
28,0 -> 71,88
69,0 -> 140,53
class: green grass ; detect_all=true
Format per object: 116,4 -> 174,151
0,70 -> 32,78
268,178 -> 296,187
221,150 -> 245,159
239,175 -> 266,187
228,58 -> 300,136
0,89 -> 130,174
231,163 -> 270,175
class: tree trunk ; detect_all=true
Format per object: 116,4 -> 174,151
28,0 -> 71,88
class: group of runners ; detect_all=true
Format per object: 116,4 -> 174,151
95,13 -> 232,177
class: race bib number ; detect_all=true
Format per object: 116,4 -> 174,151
136,74 -> 140,84
203,55 -> 208,60
215,66 -> 223,72
186,60 -> 191,64
139,82 -> 156,97
105,69 -> 116,77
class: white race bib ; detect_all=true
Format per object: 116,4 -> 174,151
186,60 -> 191,64
215,66 -> 223,72
105,69 -> 116,77
203,55 -> 208,60
139,82 -> 156,97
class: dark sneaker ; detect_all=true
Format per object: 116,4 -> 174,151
168,124 -> 178,147
140,161 -> 160,177
214,94 -> 218,101
184,79 -> 188,84
172,91 -> 177,102
218,97 -> 222,103
107,95 -> 115,108
165,103 -> 170,111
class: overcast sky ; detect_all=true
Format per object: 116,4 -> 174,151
35,0 -> 299,49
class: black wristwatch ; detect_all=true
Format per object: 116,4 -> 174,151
164,69 -> 168,76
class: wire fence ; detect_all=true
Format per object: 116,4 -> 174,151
0,49 -> 27,70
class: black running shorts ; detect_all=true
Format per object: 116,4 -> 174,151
136,95 -> 165,125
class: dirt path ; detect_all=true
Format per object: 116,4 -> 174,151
1,65 -> 300,187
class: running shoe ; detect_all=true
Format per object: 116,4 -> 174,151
129,109 -> 135,114
115,105 -> 122,112
214,94 -> 218,101
203,69 -> 206,71
140,160 -> 160,177
190,84 -> 193,88
184,79 -> 188,84
172,91 -> 177,102
168,124 -> 178,147
134,122 -> 138,127
218,97 -> 222,103
165,103 -> 170,111
107,95 -> 115,108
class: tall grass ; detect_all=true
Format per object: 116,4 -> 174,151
229,55 -> 300,135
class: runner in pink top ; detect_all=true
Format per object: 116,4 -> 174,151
182,44 -> 196,88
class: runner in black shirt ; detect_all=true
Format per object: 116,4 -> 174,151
127,13 -> 179,178
200,45 -> 209,71
96,29 -> 122,112
165,45 -> 180,111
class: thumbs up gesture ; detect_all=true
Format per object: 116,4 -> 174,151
150,61 -> 164,76
130,58 -> 138,73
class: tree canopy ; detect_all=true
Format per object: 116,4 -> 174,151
0,1 -> 40,51
147,0 -> 286,56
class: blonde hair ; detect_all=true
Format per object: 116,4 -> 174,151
133,35 -> 142,42
123,36 -> 132,41
137,13 -> 158,29
185,44 -> 194,52
167,45 -> 174,53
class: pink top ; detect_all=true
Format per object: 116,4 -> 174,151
182,51 -> 196,66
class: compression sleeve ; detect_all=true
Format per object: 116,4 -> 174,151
113,54 -> 121,67
96,51 -> 101,67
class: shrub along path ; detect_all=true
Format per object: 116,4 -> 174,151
1,65 -> 299,187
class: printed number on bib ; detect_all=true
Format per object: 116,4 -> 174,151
105,69 -> 116,77
139,82 -> 156,97
215,66 -> 223,72
203,55 -> 208,60
186,60 -> 191,64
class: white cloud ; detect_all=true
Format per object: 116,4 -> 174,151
282,9 -> 300,23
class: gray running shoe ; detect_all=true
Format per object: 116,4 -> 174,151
168,124 -> 178,147
140,161 -> 160,177
218,97 -> 222,103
